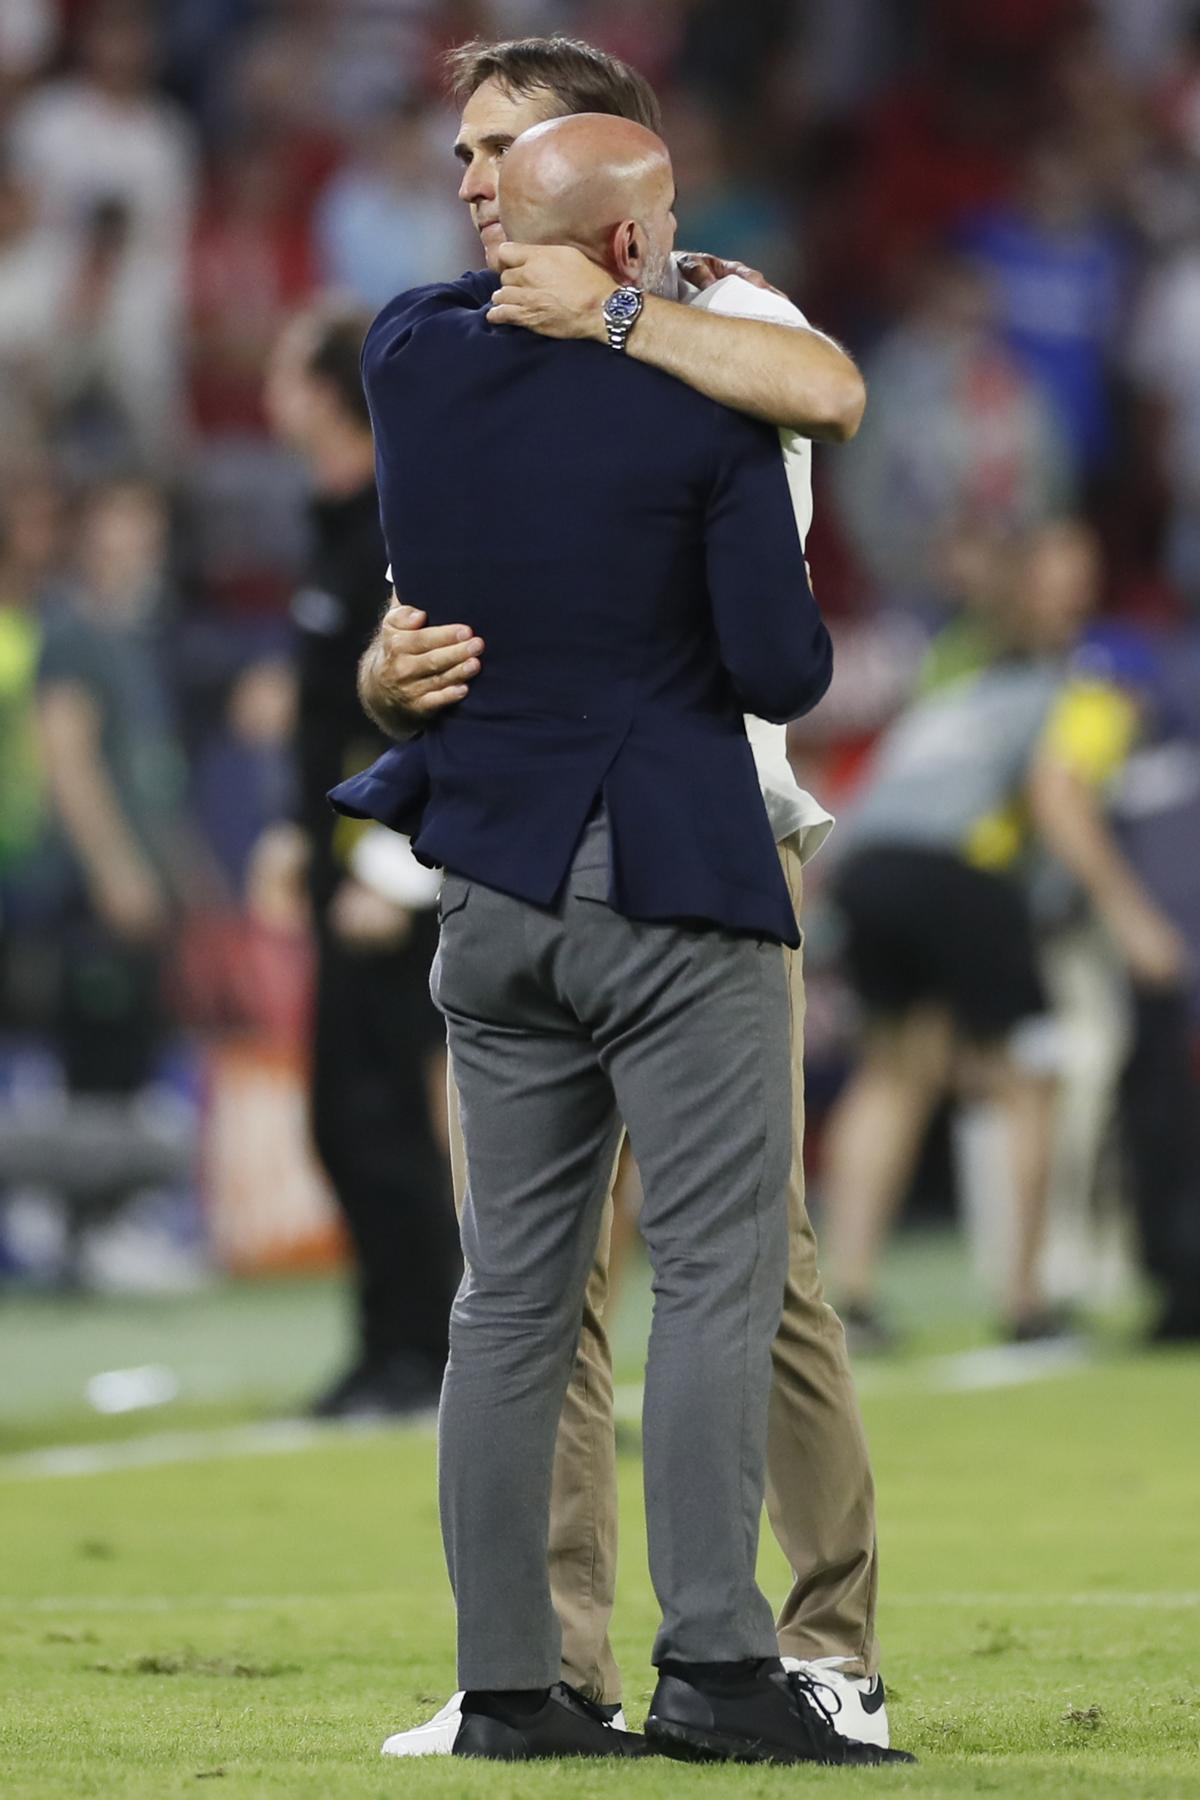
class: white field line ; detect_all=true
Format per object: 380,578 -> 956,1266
615,1339 -> 1093,1420
0,1591 -> 1194,1613
0,1413 -> 434,1482
0,1341 -> 1089,1483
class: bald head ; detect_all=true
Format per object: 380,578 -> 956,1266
499,113 -> 676,292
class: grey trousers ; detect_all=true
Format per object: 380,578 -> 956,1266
432,816 -> 793,1689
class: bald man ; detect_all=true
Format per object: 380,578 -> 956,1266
333,116 -> 908,1768
493,112 -> 675,287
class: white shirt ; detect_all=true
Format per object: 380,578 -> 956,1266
11,80 -> 195,253
673,266 -> 834,863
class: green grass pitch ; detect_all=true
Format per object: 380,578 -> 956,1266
1,1263 -> 1198,1796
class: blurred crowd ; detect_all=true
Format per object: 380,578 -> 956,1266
0,1 -> 1198,1343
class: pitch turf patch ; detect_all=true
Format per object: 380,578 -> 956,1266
1,1265 -> 1197,1797
92,1648 -> 300,1679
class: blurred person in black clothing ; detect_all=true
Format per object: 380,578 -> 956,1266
259,303 -> 457,1419
19,476 -> 209,1286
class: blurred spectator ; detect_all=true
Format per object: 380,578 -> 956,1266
946,524 -> 1200,1339
210,11 -> 342,192
819,530 -> 1067,1347
192,655 -> 295,896
831,253 -> 1071,605
0,479 -> 204,1289
821,518 -> 1192,1344
666,93 -> 798,289
183,126 -> 315,615
1156,9 -> 1200,160
311,0 -> 456,127
258,304 -> 458,1419
34,480 -> 193,1096
11,0 -> 194,243
0,475 -> 61,931
0,162 -> 69,466
779,0 -> 904,124
1121,979 -> 1200,1341
163,0 -> 256,125
955,135 -> 1129,485
315,98 -> 474,309
576,0 -> 685,93
675,0 -> 797,114
0,167 -> 180,481
1129,228 -> 1200,609
841,26 -> 1023,311
53,196 -> 164,480
10,0 -> 196,459
190,129 -> 316,437
0,0 -> 58,89
1097,0 -> 1200,86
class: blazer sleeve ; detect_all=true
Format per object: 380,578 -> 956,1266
703,409 -> 833,724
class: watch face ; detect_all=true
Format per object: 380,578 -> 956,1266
604,287 -> 642,325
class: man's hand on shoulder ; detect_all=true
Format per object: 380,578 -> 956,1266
358,598 -> 484,737
676,251 -> 787,300
484,241 -> 864,439
487,244 -> 610,342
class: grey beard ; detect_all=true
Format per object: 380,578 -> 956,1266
643,244 -> 674,297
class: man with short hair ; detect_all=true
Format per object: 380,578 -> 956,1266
357,33 -> 891,1760
258,304 -> 459,1419
335,110 -> 917,1768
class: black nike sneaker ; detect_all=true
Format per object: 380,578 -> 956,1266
645,1658 -> 917,1766
453,1682 -> 646,1759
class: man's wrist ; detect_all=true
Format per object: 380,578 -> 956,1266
365,693 -> 422,742
601,285 -> 646,352
358,670 -> 421,741
618,292 -> 665,359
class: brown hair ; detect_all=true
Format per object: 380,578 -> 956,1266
306,302 -> 374,430
444,35 -> 662,135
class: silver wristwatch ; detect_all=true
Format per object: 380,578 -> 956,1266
602,285 -> 645,352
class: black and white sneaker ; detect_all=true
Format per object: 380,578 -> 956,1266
383,1690 -> 628,1757
453,1682 -> 644,1759
645,1658 -> 916,1766
781,1656 -> 890,1748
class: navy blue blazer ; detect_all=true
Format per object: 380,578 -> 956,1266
331,271 -> 832,948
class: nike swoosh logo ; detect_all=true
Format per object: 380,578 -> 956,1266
859,1678 -> 887,1716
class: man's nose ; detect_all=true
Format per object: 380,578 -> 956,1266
458,158 -> 493,205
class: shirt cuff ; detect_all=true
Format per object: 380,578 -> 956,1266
350,826 -> 443,909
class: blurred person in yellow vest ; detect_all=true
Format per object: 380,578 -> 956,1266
930,523 -> 1200,1341
822,519 -> 1188,1347
0,478 -> 62,923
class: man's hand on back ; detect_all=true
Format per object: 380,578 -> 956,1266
487,244 -> 610,340
358,599 -> 484,736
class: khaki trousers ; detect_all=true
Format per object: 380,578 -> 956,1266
446,836 -> 880,1700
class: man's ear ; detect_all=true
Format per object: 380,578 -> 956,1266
613,218 -> 643,285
